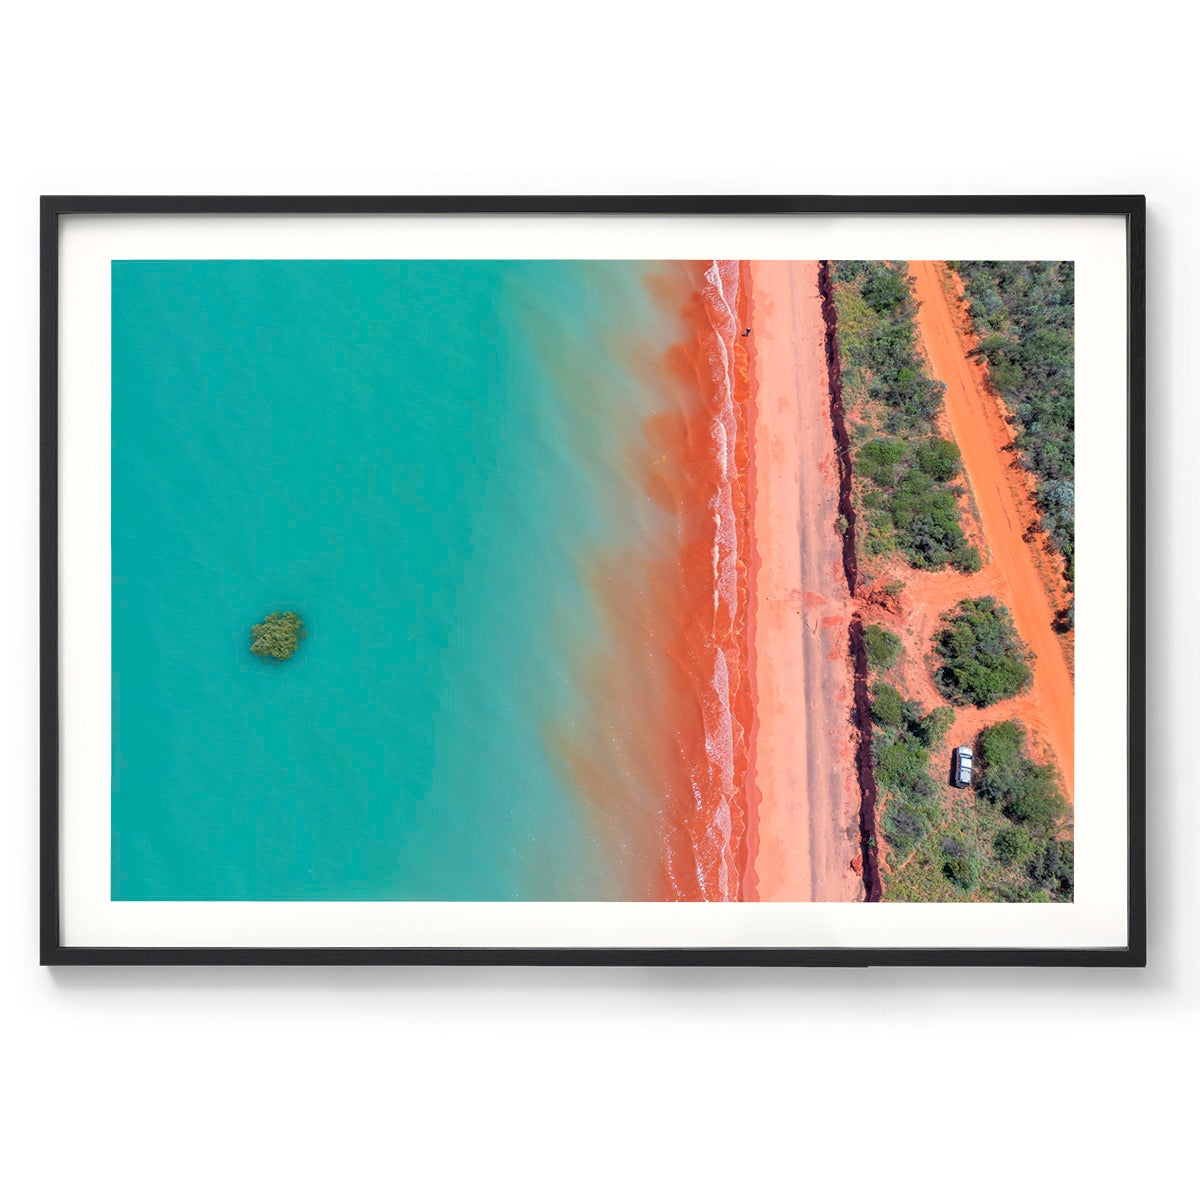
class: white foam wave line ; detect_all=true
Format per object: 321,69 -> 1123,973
703,261 -> 741,631
705,648 -> 735,899
684,259 -> 744,901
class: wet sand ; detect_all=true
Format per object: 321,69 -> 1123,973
745,261 -> 861,901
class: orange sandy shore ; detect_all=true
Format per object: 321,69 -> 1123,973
744,261 -> 862,901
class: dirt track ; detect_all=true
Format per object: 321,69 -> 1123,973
906,262 -> 1075,801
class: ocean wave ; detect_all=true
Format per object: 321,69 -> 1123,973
681,259 -> 745,902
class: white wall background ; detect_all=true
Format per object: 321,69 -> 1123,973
1,3 -> 1192,1196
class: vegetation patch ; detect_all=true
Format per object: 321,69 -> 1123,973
977,721 -> 1067,834
872,685 -> 953,857
250,611 -> 306,661
941,837 -> 981,892
875,704 -> 1073,905
831,262 -> 979,575
863,624 -> 901,671
933,597 -> 1033,707
976,720 -> 1072,900
954,261 -> 1075,622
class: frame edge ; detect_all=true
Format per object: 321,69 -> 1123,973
40,196 -> 62,965
42,194 -> 1149,967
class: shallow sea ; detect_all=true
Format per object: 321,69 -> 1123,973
112,259 -> 704,900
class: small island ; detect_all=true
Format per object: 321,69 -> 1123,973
250,611 -> 306,661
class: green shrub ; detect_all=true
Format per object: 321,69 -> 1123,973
877,735 -> 929,784
871,683 -> 905,727
942,839 -> 981,892
1027,840 -> 1075,897
976,721 -> 1067,834
978,720 -> 1023,762
884,804 -> 932,850
854,440 -> 975,572
889,467 -> 976,569
871,684 -> 948,857
933,597 -> 1033,706
864,624 -> 902,671
250,611 -> 305,661
993,826 -> 1035,864
859,438 -> 907,486
861,266 -> 909,315
919,705 -> 955,747
1006,765 -> 1065,828
1029,838 -> 1073,900
950,543 -> 983,573
915,437 -> 962,482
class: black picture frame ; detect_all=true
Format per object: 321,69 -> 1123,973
41,194 -> 1146,967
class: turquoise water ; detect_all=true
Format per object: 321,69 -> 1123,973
111,260 -> 686,900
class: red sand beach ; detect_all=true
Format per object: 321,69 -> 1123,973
744,262 -> 861,901
552,260 -> 865,901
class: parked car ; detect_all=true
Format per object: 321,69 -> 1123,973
952,745 -> 973,788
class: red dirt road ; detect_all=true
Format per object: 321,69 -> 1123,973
907,261 -> 1075,802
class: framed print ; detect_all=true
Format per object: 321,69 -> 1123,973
41,195 -> 1145,965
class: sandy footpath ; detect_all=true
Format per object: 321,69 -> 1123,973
745,261 -> 861,902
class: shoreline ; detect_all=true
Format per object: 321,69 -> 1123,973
743,261 -> 862,902
634,260 -> 754,900
551,260 -> 753,901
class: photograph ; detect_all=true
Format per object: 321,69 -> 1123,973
106,254 -> 1075,907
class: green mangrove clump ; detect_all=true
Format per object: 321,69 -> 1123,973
250,611 -> 305,661
932,597 -> 1032,707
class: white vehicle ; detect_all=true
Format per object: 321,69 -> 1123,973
952,745 -> 973,788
